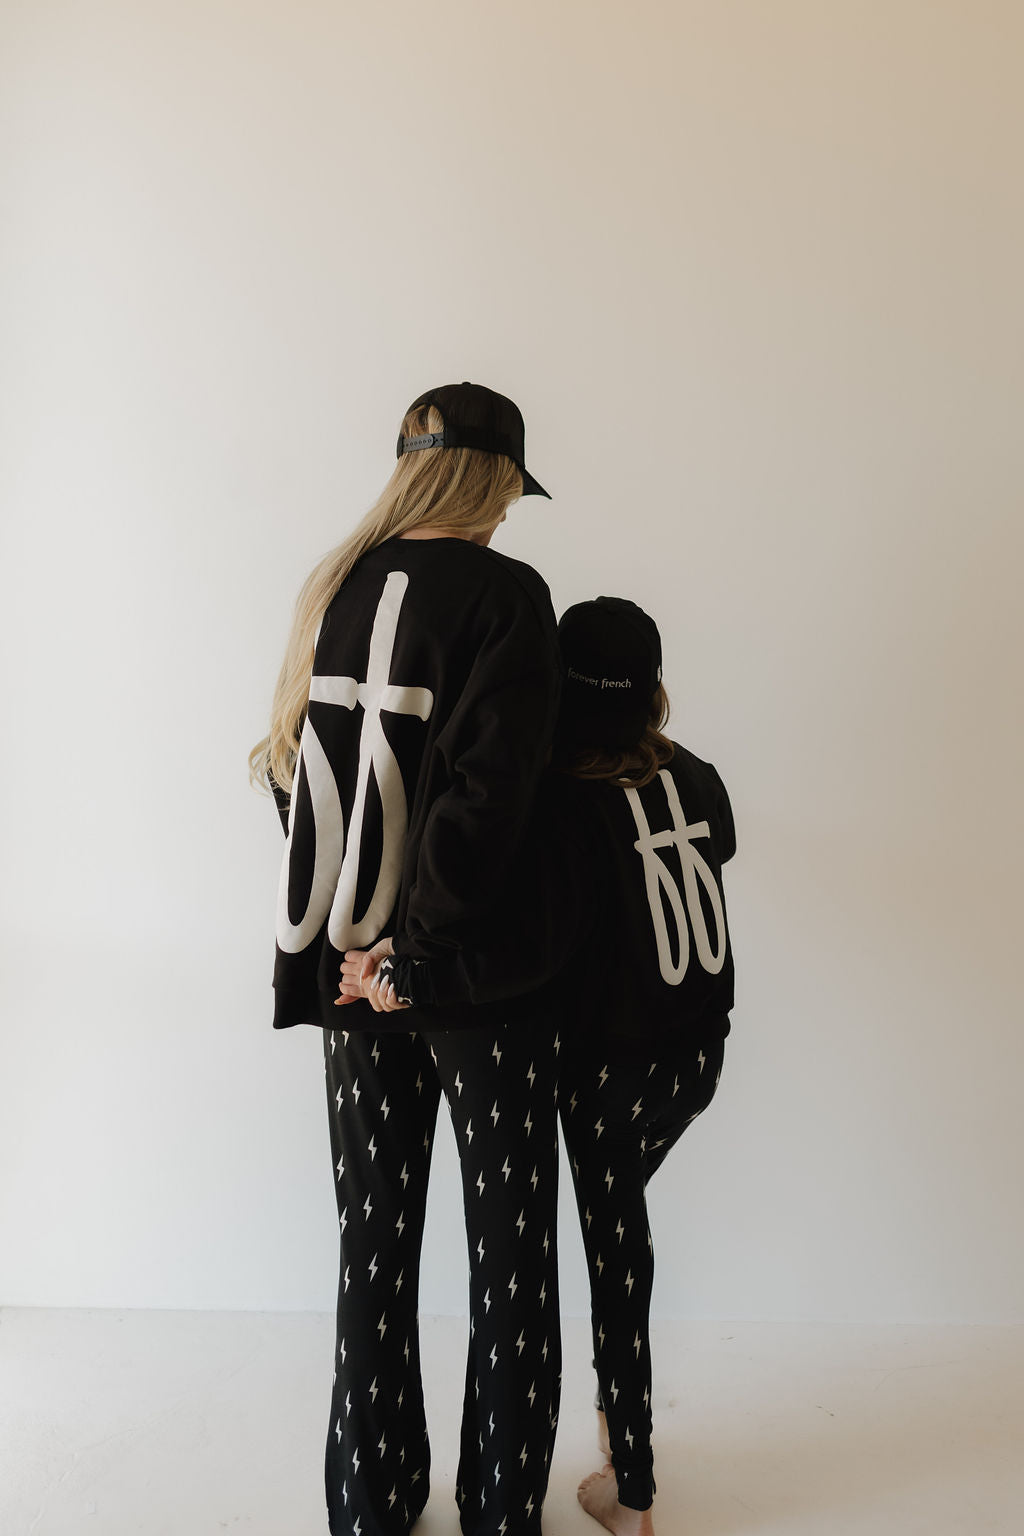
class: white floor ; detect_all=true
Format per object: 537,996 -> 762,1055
1,1310 -> 1021,1536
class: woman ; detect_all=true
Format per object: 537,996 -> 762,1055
250,382 -> 563,1536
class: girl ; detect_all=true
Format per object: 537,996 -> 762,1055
553,596 -> 734,1536
251,382 -> 564,1536
349,595 -> 735,1536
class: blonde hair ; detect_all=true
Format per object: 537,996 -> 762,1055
249,403 -> 523,793
566,683 -> 674,789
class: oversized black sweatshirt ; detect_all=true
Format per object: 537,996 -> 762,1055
559,743 -> 735,1054
271,536 -> 561,1032
385,743 -> 736,1058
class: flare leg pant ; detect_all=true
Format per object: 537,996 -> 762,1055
559,1035 -> 725,1511
322,1018 -> 561,1536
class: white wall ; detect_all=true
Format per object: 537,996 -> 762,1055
2,0 -> 1022,1323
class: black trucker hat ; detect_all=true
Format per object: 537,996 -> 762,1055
557,596 -> 663,750
398,381 -> 550,498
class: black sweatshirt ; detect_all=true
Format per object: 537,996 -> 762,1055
271,536 -> 561,1032
386,743 -> 736,1059
559,743 -> 735,1055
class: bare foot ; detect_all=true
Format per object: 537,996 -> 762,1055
596,1408 -> 612,1463
577,1464 -> 655,1536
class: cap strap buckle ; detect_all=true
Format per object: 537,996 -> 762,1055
400,431 -> 446,454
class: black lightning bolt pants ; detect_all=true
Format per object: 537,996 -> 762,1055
322,1017 -> 562,1536
559,1032 -> 726,1511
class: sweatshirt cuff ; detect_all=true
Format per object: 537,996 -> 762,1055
385,947 -> 475,1008
381,954 -> 438,1009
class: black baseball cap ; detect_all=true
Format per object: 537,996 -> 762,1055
397,381 -> 550,498
557,597 -> 663,749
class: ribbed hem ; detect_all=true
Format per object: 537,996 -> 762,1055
613,1459 -> 655,1511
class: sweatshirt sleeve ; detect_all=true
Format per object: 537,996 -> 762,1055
385,774 -> 597,1008
392,578 -> 561,967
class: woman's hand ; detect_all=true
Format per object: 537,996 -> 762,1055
336,937 -> 409,1013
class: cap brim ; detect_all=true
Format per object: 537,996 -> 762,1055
519,467 -> 551,499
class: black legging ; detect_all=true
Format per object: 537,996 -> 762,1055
560,1033 -> 726,1510
322,1016 -> 562,1536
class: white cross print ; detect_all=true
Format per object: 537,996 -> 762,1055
277,570 -> 433,953
624,768 -> 727,984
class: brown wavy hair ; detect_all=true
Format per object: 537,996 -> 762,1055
565,683 -> 674,789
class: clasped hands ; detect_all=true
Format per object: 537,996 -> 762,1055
335,936 -> 409,1013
